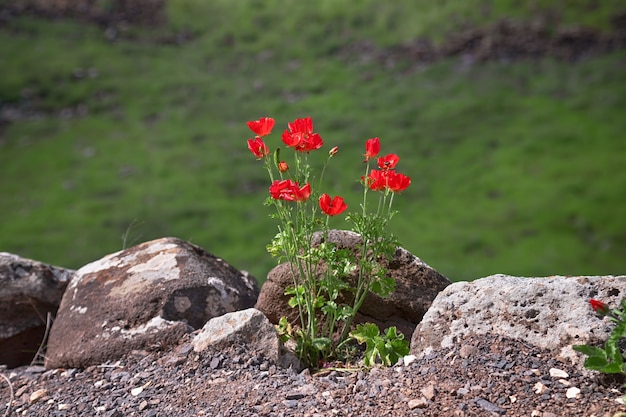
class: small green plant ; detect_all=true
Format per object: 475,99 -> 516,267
574,299 -> 626,373
573,299 -> 626,402
246,116 -> 410,368
350,323 -> 409,366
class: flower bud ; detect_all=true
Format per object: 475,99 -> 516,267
329,146 -> 339,157
589,299 -> 610,315
278,161 -> 289,172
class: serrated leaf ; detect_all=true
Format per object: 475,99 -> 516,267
288,297 -> 299,308
350,323 -> 380,343
573,344 -> 606,357
312,337 -> 332,352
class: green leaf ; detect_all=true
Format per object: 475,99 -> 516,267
312,337 -> 332,352
350,323 -> 380,343
385,326 -> 401,340
584,355 -> 610,371
573,344 -> 606,357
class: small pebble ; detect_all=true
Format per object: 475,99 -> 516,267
403,355 -> 417,366
407,398 -> 428,409
549,368 -> 569,379
29,389 -> 47,403
566,387 -> 581,399
534,382 -> 548,394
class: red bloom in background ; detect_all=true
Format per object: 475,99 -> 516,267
319,194 -> 348,216
247,117 -> 275,137
364,137 -> 380,161
377,154 -> 400,170
247,137 -> 269,159
282,116 -> 323,152
589,299 -> 610,315
269,179 -> 311,202
387,172 -> 411,192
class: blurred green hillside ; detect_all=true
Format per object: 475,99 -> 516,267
1,0 -> 625,282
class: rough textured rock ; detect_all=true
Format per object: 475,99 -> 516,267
0,253 -> 73,368
410,274 -> 626,363
45,237 -> 259,369
192,308 -> 302,370
255,229 -> 451,338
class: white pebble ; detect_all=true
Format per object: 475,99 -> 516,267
403,355 -> 417,366
566,387 -> 581,399
549,367 -> 569,378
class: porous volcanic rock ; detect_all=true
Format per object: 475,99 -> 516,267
45,237 -> 259,369
255,229 -> 451,338
411,274 -> 626,364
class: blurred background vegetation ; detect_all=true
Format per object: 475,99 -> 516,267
1,0 -> 625,283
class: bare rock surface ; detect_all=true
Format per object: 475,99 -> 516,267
192,308 -> 302,370
411,274 -> 626,364
256,229 -> 451,338
2,332 -> 625,416
0,253 -> 73,368
45,237 -> 259,369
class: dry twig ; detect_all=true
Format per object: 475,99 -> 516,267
0,372 -> 14,417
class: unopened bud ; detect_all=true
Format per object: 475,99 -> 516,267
589,299 -> 610,315
329,146 -> 339,157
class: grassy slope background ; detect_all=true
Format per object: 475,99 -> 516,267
0,0 -> 625,283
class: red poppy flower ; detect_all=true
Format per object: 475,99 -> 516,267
247,137 -> 269,159
269,179 -> 311,202
290,182 -> 311,201
589,299 -> 610,315
387,171 -> 411,192
377,154 -> 400,170
247,117 -> 275,137
364,137 -> 380,161
363,169 -> 388,191
319,193 -> 348,216
282,116 -> 323,153
278,161 -> 289,173
363,170 -> 411,193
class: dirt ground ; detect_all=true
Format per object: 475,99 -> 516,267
2,332 -> 625,416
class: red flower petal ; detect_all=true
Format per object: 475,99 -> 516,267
247,137 -> 269,159
282,117 -> 323,153
589,299 -> 610,315
269,179 -> 310,202
364,137 -> 380,161
388,171 -> 411,192
319,193 -> 348,216
364,169 -> 388,191
377,154 -> 400,170
247,117 -> 275,137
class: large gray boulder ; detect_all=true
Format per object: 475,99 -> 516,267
410,274 -> 626,363
0,253 -> 73,368
45,237 -> 259,369
256,229 -> 451,338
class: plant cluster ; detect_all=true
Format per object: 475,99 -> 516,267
574,298 -> 626,403
574,299 -> 626,374
246,116 -> 410,368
